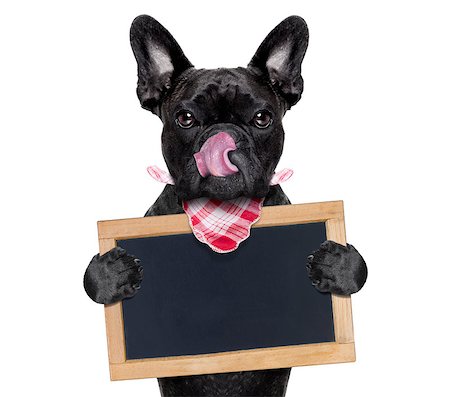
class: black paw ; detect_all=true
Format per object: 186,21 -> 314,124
306,240 -> 367,295
83,247 -> 144,304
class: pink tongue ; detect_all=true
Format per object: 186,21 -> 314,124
193,132 -> 239,177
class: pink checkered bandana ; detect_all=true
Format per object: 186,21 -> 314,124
147,166 -> 293,253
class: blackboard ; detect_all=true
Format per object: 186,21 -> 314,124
98,201 -> 355,380
119,223 -> 334,360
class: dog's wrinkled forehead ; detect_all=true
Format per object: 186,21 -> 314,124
164,68 -> 281,123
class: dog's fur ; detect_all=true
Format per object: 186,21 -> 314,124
84,15 -> 367,396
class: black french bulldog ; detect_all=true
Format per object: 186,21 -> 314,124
84,15 -> 367,397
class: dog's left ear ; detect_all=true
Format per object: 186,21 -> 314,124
248,16 -> 309,109
130,15 -> 193,114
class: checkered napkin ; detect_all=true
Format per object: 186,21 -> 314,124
147,166 -> 293,253
182,197 -> 264,253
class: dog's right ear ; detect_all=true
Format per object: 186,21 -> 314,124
248,16 -> 309,109
130,15 -> 193,114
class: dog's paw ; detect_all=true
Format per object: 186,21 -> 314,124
83,247 -> 144,304
306,240 -> 367,295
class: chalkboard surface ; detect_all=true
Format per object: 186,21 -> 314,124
118,222 -> 334,360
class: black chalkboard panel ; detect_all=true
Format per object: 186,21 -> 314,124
118,222 -> 334,360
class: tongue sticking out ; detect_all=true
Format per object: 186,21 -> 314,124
193,132 -> 239,177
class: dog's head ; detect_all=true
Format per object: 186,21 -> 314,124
130,16 -> 308,201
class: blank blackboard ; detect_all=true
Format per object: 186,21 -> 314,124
119,223 -> 334,360
98,201 -> 355,380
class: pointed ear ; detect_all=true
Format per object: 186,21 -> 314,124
130,15 -> 193,114
248,16 -> 309,109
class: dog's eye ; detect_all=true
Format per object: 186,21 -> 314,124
176,111 -> 196,129
253,110 -> 273,129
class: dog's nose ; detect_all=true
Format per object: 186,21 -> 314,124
193,132 -> 239,177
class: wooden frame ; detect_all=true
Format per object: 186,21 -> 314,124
98,201 -> 355,381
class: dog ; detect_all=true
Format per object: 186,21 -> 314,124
84,15 -> 367,397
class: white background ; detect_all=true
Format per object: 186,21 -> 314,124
1,1 -> 449,395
